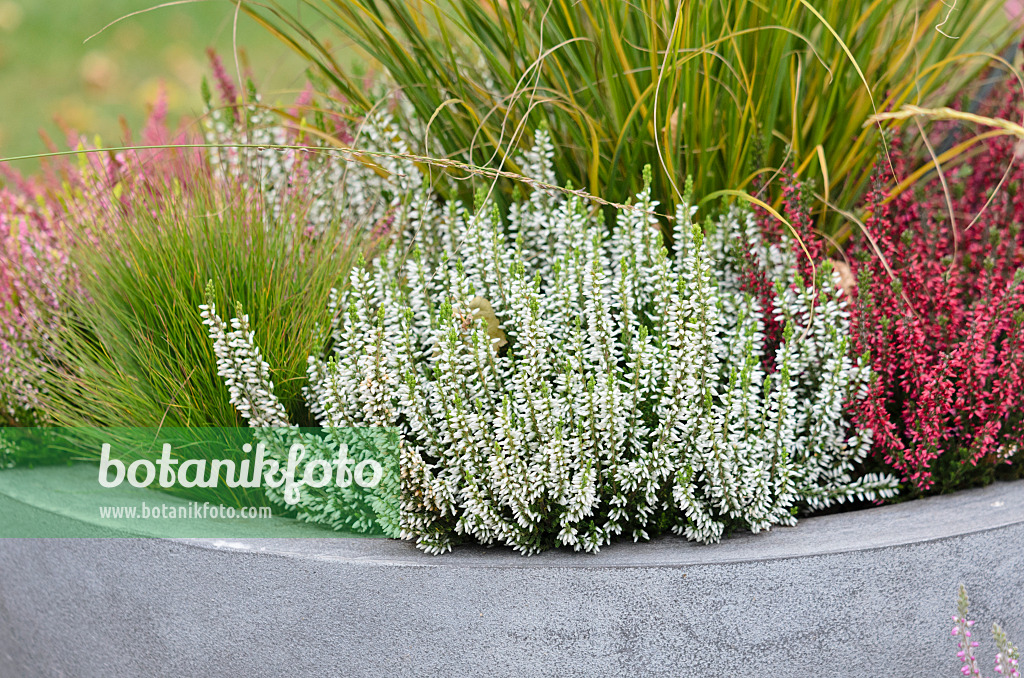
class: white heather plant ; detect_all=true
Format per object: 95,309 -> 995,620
202,131 -> 898,555
200,80 -> 422,237
199,285 -> 400,535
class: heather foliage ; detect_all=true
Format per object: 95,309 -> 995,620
199,51 -> 422,238
0,93 -> 194,426
0,60 -> 411,430
203,132 -> 897,554
951,585 -> 1021,678
0,183 -> 64,425
847,88 -> 1024,493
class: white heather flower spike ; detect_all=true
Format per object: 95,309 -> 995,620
199,283 -> 291,429
201,89 -> 421,238
202,134 -> 897,554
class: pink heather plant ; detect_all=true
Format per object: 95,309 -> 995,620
1007,0 -> 1024,23
0,179 -> 67,425
716,39 -> 1024,497
0,87 -> 205,426
1,59 -> 408,426
744,96 -> 1024,497
952,585 -> 1021,678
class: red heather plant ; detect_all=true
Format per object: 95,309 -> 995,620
744,171 -> 830,374
846,76 -> 1024,493
744,103 -> 1024,496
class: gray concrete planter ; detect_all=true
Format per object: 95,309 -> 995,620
1,479 -> 1023,678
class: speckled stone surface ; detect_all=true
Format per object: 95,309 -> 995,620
1,480 -> 1022,677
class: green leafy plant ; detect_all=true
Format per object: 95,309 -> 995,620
3,66 -> 415,433
39,165 -> 362,431
15,154 -> 367,499
241,0 -> 1013,235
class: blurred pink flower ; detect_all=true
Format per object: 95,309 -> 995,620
1008,0 -> 1024,22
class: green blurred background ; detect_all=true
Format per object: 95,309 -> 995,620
0,0 -> 317,168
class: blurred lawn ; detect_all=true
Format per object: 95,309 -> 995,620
0,0 -> 318,171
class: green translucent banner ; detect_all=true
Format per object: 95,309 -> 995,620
0,427 -> 399,538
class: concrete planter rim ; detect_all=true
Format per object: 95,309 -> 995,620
4,477 -> 1023,678
170,478 -> 1024,568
